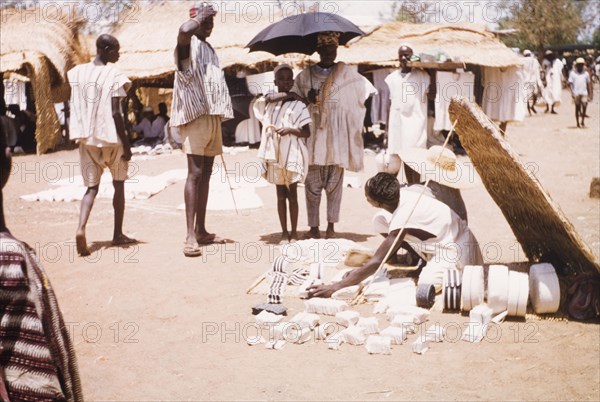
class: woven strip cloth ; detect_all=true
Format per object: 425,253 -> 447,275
266,256 -> 309,304
0,232 -> 83,401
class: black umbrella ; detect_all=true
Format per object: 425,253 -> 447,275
246,12 -> 364,56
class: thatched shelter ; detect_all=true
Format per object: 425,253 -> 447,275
112,1 -> 298,86
0,9 -> 86,154
338,21 -> 523,68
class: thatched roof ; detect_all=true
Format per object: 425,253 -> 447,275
338,21 -> 523,68
112,1 -> 294,82
1,10 -> 86,154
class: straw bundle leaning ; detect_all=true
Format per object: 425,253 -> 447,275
448,97 -> 599,278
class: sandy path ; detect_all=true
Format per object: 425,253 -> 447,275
3,88 -> 599,400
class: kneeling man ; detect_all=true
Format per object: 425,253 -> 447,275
308,172 -> 483,298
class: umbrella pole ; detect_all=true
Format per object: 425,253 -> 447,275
220,154 -> 239,215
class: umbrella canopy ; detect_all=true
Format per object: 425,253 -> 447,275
246,12 -> 364,55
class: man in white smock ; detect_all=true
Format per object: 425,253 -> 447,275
290,32 -> 376,239
385,45 -> 431,184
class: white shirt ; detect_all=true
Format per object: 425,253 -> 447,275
389,188 -> 482,268
67,62 -> 130,147
568,70 -> 590,97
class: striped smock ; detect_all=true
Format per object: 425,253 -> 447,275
171,36 -> 234,127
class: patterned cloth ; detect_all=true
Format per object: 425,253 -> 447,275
266,256 -> 309,304
291,62 -> 376,172
67,62 -> 131,147
0,232 -> 82,402
171,36 -> 234,127
254,98 -> 311,185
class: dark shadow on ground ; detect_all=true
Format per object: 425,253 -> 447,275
88,240 -> 146,255
259,231 -> 374,245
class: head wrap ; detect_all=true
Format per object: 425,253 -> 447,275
317,31 -> 340,48
189,2 -> 217,20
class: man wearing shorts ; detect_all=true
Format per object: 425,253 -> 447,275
68,34 -> 135,256
568,57 -> 593,128
171,3 -> 234,257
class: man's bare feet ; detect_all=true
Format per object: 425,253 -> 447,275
112,234 -> 137,246
289,231 -> 298,242
304,228 -> 320,239
280,231 -> 290,243
76,231 -> 90,257
196,233 -> 228,245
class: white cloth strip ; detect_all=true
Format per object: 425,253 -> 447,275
461,265 -> 484,312
529,263 -> 560,314
507,270 -> 529,317
487,265 -> 509,314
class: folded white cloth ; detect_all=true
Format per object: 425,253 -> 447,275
412,336 -> 429,354
469,303 -> 493,325
365,335 -> 392,355
304,298 -> 348,316
289,312 -> 320,329
357,316 -> 380,335
335,310 -> 360,327
255,310 -> 284,326
387,305 -> 430,324
380,326 -> 407,345
327,333 -> 342,350
340,326 -> 367,345
331,285 -> 360,301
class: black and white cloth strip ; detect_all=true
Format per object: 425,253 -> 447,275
266,256 -> 310,304
443,269 -> 462,311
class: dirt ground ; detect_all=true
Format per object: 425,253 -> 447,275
3,88 -> 599,401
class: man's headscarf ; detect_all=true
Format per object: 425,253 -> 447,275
189,2 -> 217,20
317,31 -> 340,48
